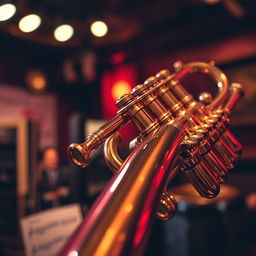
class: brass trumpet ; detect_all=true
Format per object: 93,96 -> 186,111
59,61 -> 243,256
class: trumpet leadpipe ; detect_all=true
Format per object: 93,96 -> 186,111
68,114 -> 127,168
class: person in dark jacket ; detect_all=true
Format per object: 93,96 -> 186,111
38,146 -> 74,210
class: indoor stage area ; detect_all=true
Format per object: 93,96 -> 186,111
0,0 -> 256,255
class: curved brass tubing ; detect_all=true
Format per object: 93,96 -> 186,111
175,61 -> 230,109
104,132 -> 123,173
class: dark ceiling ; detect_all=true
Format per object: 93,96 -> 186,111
0,0 -> 256,90
0,0 -> 255,56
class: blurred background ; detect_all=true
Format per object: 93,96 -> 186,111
0,0 -> 256,255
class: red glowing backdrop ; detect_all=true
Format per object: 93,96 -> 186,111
101,63 -> 138,142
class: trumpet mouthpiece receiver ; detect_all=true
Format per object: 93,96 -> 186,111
68,143 -> 89,168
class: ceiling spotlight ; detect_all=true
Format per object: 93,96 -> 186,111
0,3 -> 16,21
54,24 -> 74,42
90,21 -> 108,37
19,14 -> 41,33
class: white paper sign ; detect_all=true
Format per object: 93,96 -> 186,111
20,204 -> 82,256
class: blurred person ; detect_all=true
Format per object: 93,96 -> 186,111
37,146 -> 75,210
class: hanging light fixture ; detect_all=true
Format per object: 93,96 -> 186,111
19,14 -> 41,32
0,3 -> 16,21
54,24 -> 74,42
90,20 -> 108,37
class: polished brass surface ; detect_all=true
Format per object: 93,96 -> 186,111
223,129 -> 242,155
132,82 -> 172,124
65,61 -> 244,256
116,94 -> 159,135
104,132 -> 123,173
180,135 -> 220,198
203,153 -> 227,182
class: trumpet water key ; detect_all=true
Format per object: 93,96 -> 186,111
61,61 -> 244,256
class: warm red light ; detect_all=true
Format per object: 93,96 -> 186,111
110,52 -> 126,64
111,80 -> 131,101
101,63 -> 137,119
26,69 -> 47,92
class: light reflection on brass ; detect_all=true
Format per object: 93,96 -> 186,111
104,132 -> 123,173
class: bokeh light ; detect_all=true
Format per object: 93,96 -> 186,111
90,21 -> 108,37
54,24 -> 74,42
19,14 -> 41,33
26,69 -> 47,92
0,3 -> 16,21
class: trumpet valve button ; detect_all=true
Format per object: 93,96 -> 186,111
144,76 -> 158,87
116,94 -> 133,108
131,84 -> 147,97
199,92 -> 213,105
156,69 -> 171,80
